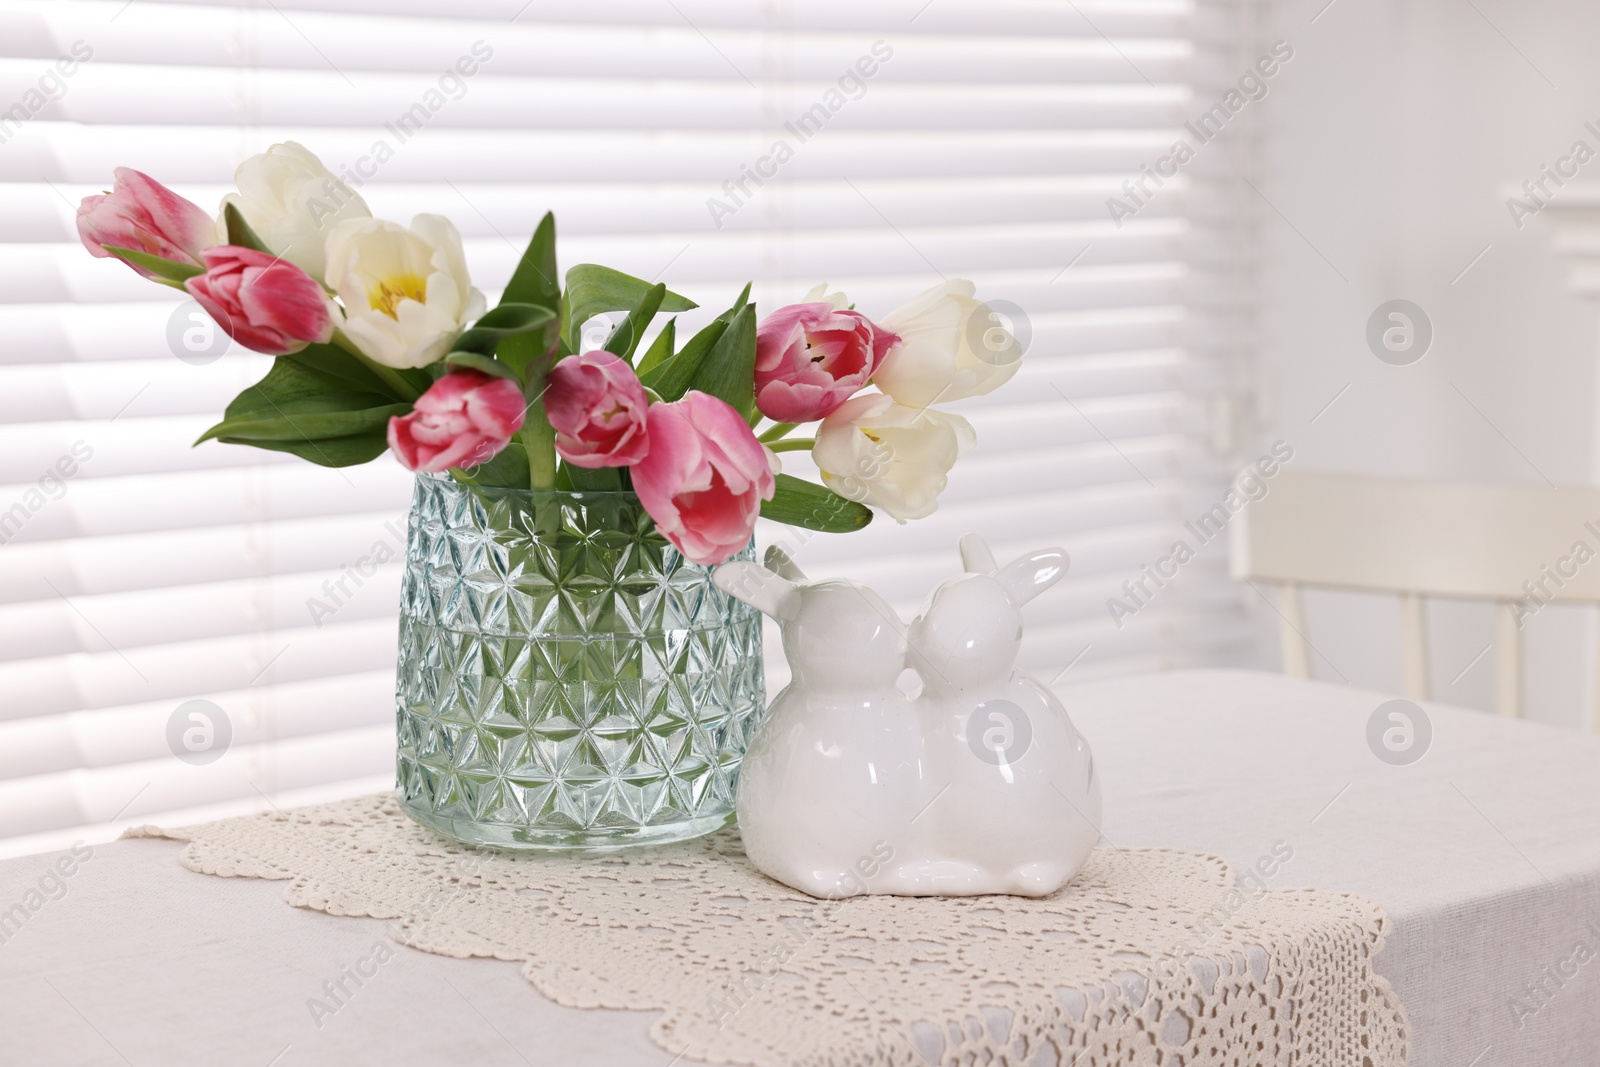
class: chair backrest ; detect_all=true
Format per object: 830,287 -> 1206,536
1231,469 -> 1600,721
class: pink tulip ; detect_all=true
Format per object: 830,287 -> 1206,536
633,390 -> 776,566
387,371 -> 527,473
754,302 -> 899,423
545,350 -> 651,468
77,168 -> 218,276
183,246 -> 333,355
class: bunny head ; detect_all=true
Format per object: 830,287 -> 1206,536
906,534 -> 1069,695
714,547 -> 908,691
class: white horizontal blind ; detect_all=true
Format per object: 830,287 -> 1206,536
0,0 -> 1254,856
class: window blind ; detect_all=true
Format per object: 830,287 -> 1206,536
0,0 -> 1255,856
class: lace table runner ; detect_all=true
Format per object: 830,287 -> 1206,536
128,794 -> 1408,1066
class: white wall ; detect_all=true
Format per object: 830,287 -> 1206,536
1250,0 -> 1600,728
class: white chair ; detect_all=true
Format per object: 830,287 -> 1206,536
1230,469 -> 1600,721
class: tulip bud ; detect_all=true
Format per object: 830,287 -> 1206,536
184,246 -> 334,355
546,351 -> 651,468
633,391 -> 777,565
813,393 -> 974,522
387,371 -> 527,473
77,168 -> 220,277
873,280 -> 1022,408
754,302 -> 899,423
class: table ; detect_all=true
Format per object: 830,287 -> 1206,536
3,669 -> 1598,1066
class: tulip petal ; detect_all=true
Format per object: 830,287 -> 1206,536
183,245 -> 333,355
633,390 -> 773,565
547,351 -> 652,469
752,302 -> 898,423
77,169 -> 219,277
387,371 -> 526,473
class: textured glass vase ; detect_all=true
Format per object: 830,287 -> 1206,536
394,472 -> 766,851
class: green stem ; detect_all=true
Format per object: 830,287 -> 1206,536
758,422 -> 799,443
521,422 -> 557,490
331,331 -> 423,402
767,437 -> 816,453
520,362 -> 558,491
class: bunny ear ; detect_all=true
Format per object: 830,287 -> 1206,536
958,533 -> 997,574
997,548 -> 1069,605
714,562 -> 801,620
764,546 -> 808,582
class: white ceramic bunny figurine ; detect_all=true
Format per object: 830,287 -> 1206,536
906,533 -> 1102,896
713,548 -> 924,898
714,535 -> 1101,899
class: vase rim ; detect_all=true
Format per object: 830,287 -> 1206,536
416,470 -> 641,500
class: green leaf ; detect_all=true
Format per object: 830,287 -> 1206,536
501,212 -> 561,311
640,318 -> 727,400
103,245 -> 203,282
216,431 -> 391,468
196,390 -> 408,443
453,303 -> 558,355
761,474 -> 874,532
458,440 -> 529,488
497,213 -> 563,381
722,282 -> 752,319
637,283 -> 755,400
204,356 -> 352,424
601,282 -> 666,362
564,264 -> 695,350
222,202 -> 272,254
444,351 -> 521,381
282,343 -> 398,397
195,356 -> 407,468
564,465 -> 624,491
636,317 -> 676,375
685,303 -> 757,417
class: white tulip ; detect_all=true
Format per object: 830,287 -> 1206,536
324,214 -> 486,370
801,282 -> 850,310
223,141 -> 370,282
812,392 -> 975,522
873,279 -> 1022,409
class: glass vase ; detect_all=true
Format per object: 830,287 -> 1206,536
394,472 -> 766,851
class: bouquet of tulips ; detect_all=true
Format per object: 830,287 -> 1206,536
77,143 -> 1021,565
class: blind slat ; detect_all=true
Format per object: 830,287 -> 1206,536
0,125 -> 1197,184
0,670 -> 394,783
0,177 -> 1186,245
0,512 -> 413,603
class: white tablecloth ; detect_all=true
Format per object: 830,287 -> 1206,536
3,669 -> 1598,1066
